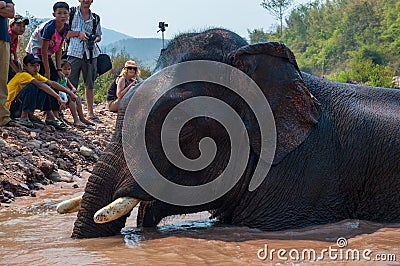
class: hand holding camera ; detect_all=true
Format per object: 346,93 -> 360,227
86,33 -> 97,50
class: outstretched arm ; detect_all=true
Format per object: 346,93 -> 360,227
31,79 -> 66,109
116,77 -> 135,99
41,40 -> 51,79
46,79 -> 78,101
66,79 -> 77,92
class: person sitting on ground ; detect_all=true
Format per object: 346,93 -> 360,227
8,14 -> 28,81
6,54 -> 77,129
106,60 -> 141,112
56,59 -> 94,128
25,1 -> 69,81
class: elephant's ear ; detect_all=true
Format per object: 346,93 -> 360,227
230,42 -> 319,164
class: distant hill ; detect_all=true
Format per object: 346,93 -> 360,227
101,37 -> 167,70
27,18 -> 163,70
101,28 -> 132,46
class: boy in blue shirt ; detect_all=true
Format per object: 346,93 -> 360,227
26,2 -> 70,81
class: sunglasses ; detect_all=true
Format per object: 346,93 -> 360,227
126,67 -> 137,71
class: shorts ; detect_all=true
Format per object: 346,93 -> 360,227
67,56 -> 97,89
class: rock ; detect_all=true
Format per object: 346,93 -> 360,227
55,158 -> 67,170
38,160 -> 55,177
80,146 -> 95,158
69,141 -> 80,149
18,183 -> 29,191
3,190 -> 15,199
49,170 -> 73,183
92,140 -> 101,145
2,131 -> 9,139
48,171 -> 61,182
48,141 -> 58,152
0,139 -> 7,147
26,140 -> 42,149
58,170 -> 74,183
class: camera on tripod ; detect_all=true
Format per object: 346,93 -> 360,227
87,33 -> 97,50
158,22 -> 168,32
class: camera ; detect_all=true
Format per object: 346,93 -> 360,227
158,22 -> 168,32
87,33 -> 96,50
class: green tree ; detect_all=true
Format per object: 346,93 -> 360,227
251,0 -> 399,87
90,50 -> 151,103
247,29 -> 269,43
260,0 -> 294,36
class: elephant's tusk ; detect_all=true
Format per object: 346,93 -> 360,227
56,195 -> 82,214
93,197 -> 140,224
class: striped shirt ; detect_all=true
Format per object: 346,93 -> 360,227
66,7 -> 102,59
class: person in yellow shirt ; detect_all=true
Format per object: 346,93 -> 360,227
7,53 -> 77,129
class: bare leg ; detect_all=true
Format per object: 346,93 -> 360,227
108,99 -> 120,113
69,100 -> 85,127
45,110 -> 56,120
53,110 -> 59,119
76,98 -> 95,125
85,87 -> 94,117
20,111 -> 29,120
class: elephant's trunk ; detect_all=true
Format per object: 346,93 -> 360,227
72,142 -> 130,238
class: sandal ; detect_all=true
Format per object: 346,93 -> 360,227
29,115 -> 45,125
18,119 -> 34,128
58,117 -> 67,127
45,119 -> 66,130
88,114 -> 101,122
3,119 -> 19,127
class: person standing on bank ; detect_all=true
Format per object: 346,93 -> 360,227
65,0 -> 102,121
0,0 -> 17,127
26,2 -> 70,82
8,15 -> 29,81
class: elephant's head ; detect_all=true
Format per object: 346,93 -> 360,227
59,29 -> 319,238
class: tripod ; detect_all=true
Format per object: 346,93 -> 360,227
157,22 -> 168,50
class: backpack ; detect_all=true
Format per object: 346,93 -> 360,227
69,6 -> 100,36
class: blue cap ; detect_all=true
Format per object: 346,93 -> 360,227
23,54 -> 41,65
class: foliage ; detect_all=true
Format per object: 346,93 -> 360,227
326,59 -> 394,87
251,0 -> 400,88
87,50 -> 151,104
260,0 -> 294,36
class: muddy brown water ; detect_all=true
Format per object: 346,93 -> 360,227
1,185 -> 399,265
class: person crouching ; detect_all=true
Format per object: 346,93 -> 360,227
6,54 -> 77,129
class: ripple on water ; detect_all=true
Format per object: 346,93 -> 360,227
1,197 -> 399,265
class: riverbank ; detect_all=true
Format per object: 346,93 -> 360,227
0,103 -> 117,207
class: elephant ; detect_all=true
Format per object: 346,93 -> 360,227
58,28 -> 400,238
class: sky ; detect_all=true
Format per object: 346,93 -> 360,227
12,0 -> 312,39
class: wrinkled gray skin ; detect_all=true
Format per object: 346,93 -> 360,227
72,28 -> 400,238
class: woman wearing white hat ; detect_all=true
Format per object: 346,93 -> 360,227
106,60 -> 141,112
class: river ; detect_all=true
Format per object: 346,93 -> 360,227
1,183 -> 399,265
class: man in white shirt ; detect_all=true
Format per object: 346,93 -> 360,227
66,0 -> 102,121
